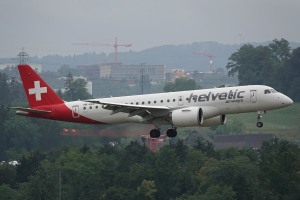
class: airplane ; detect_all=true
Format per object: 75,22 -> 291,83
11,64 -> 293,138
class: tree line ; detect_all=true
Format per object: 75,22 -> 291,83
226,38 -> 300,101
1,138 -> 300,200
0,70 -> 94,160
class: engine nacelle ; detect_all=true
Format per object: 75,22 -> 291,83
201,115 -> 226,127
171,107 -> 203,127
171,106 -> 225,127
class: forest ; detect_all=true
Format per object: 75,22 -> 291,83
1,138 -> 300,200
0,38 -> 300,199
226,39 -> 300,101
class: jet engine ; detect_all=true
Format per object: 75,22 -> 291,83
171,106 -> 225,127
171,107 -> 203,127
201,114 -> 226,127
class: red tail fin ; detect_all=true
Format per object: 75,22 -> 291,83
18,64 -> 64,108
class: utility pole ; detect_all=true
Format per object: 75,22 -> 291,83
17,48 -> 29,64
59,170 -> 62,200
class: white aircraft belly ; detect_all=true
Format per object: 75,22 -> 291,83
81,107 -> 142,124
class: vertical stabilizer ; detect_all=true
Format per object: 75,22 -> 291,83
18,65 -> 64,108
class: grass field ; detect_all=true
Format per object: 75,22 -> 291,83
227,103 -> 300,141
76,103 -> 300,142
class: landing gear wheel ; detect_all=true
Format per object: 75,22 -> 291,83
256,121 -> 263,128
256,111 -> 264,128
166,128 -> 177,137
150,129 -> 161,138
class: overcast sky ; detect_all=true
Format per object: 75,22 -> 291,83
1,0 -> 300,58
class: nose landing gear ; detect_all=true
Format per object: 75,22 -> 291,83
256,111 -> 264,128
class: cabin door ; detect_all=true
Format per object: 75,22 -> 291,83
72,105 -> 80,118
250,90 -> 257,103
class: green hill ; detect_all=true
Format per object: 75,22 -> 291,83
228,103 -> 300,141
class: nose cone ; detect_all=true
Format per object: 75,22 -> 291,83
282,95 -> 293,106
286,96 -> 293,105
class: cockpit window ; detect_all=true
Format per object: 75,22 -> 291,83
264,88 -> 277,94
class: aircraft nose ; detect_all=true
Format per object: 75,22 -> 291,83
286,96 -> 293,105
281,95 -> 293,106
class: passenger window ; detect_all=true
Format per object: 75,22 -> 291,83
83,107 -> 86,110
136,102 -> 139,105
89,106 -> 92,109
148,101 -> 151,104
167,99 -> 170,102
154,100 -> 157,104
95,106 -> 98,109
161,100 -> 163,103
142,102 -> 144,105
173,99 -> 176,102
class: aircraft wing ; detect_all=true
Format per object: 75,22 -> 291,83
85,100 -> 171,118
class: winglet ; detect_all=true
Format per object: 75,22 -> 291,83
18,65 -> 64,108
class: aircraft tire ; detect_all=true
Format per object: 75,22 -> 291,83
150,129 -> 161,138
166,128 -> 177,137
256,122 -> 263,128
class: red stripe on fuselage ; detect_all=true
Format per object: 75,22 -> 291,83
28,103 -> 105,124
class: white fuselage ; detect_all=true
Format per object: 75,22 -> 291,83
64,85 -> 293,125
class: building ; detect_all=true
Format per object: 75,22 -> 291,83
0,63 -> 42,73
165,69 -> 186,82
99,63 -> 166,82
76,65 -> 100,79
141,135 -> 167,153
0,64 -> 16,70
30,64 -> 42,73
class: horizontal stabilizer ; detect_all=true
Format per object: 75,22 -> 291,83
9,107 -> 51,114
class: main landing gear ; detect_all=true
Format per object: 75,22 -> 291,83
256,111 -> 265,128
150,128 -> 161,138
149,127 -> 177,138
166,127 -> 177,137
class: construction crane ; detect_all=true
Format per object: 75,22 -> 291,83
73,37 -> 132,64
193,52 -> 216,72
